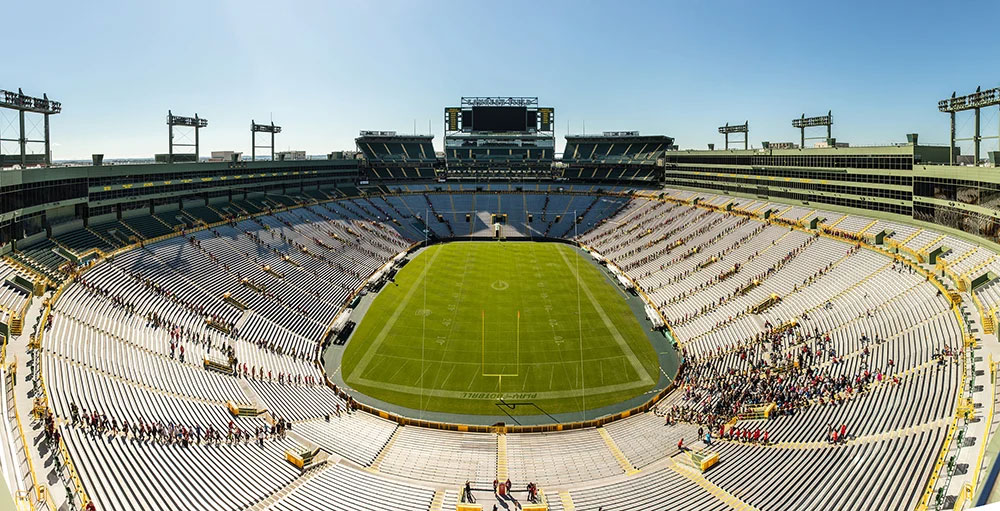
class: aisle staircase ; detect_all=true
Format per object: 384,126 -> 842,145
983,311 -> 996,335
246,463 -> 328,511
85,228 -> 118,249
9,314 -> 22,336
497,432 -> 509,480
367,426 -> 401,472
669,457 -> 752,510
428,489 -> 446,511
598,427 -> 639,475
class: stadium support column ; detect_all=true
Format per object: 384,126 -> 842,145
195,113 -> 200,162
44,110 -> 50,165
168,111 -> 174,164
975,106 -> 981,164
18,108 -> 25,167
950,111 -> 956,165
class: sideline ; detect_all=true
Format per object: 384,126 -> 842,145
556,245 -> 655,386
344,245 -> 443,383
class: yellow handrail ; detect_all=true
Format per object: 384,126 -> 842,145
9,373 -> 43,505
970,358 -> 998,498
915,322 -> 968,510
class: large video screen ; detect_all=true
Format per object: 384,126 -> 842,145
471,106 -> 527,132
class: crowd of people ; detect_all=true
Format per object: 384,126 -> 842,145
65,402 -> 290,448
659,283 -> 962,446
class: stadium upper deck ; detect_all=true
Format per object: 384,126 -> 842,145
661,142 -> 1000,251
7,134 -> 998,254
355,131 -> 435,182
0,158 -> 359,247
562,132 -> 674,185
563,132 -> 674,165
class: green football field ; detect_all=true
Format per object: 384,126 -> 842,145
340,241 -> 660,417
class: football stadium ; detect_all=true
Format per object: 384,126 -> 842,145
0,88 -> 998,510
3,5 -> 1000,511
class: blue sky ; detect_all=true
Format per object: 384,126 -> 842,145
4,0 -> 998,160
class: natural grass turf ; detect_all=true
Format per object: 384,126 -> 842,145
341,241 -> 659,416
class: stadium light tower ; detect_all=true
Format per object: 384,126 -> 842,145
939,86 -> 1000,165
718,122 -> 749,150
0,88 -> 62,167
167,110 -> 208,164
792,111 -> 832,149
251,120 -> 282,161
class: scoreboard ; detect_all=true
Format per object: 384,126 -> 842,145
443,98 -> 556,171
538,108 -> 553,132
446,108 -> 460,131
470,106 -> 527,131
445,98 -> 554,134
